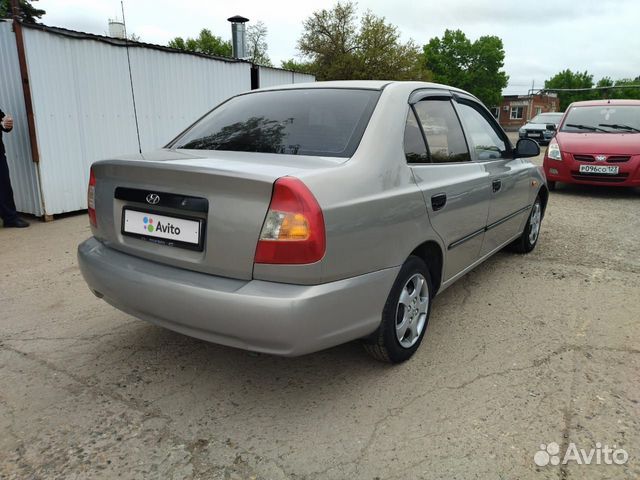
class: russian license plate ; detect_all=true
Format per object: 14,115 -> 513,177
122,208 -> 204,250
527,132 -> 541,138
578,164 -> 619,175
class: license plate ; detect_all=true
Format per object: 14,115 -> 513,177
122,208 -> 204,250
578,164 -> 619,175
527,132 -> 541,138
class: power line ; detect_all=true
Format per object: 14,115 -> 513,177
539,85 -> 640,93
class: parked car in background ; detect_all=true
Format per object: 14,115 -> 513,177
543,99 -> 640,191
519,112 -> 564,144
78,81 -> 548,363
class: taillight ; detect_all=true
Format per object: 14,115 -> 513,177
254,177 -> 325,264
88,168 -> 97,227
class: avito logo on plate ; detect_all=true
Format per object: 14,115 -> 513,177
143,216 -> 181,235
143,216 -> 155,233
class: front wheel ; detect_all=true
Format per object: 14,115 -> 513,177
508,196 -> 543,254
363,256 -> 432,363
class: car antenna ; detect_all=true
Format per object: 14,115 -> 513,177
121,0 -> 142,154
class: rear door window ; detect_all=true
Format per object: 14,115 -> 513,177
412,99 -> 470,163
404,109 -> 429,163
172,89 -> 380,158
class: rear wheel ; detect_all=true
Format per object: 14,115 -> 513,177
548,181 -> 556,191
509,196 -> 542,254
363,256 -> 432,363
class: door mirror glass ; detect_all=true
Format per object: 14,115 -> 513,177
514,138 -> 540,158
546,123 -> 557,131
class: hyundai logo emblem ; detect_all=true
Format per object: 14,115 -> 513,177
146,193 -> 160,205
595,155 -> 607,162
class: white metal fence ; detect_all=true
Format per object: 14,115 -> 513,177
258,66 -> 315,88
0,21 -> 42,216
0,21 -> 314,216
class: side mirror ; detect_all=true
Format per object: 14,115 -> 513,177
514,138 -> 540,158
546,123 -> 557,131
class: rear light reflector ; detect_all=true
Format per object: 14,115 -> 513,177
88,168 -> 97,227
255,177 -> 325,264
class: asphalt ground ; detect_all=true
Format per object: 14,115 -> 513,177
1,136 -> 639,479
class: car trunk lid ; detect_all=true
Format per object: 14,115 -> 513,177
91,149 -> 342,280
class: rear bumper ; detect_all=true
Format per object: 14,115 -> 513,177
544,155 -> 640,186
78,238 -> 398,356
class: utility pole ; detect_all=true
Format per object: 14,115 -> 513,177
9,0 -> 19,17
528,80 -> 535,121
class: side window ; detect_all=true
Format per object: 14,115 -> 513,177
413,99 -> 470,163
403,109 -> 429,163
456,102 -> 509,160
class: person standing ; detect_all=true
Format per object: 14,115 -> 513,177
0,109 -> 29,228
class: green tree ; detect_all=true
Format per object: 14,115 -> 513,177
596,76 -> 613,88
296,1 -> 428,81
246,21 -> 272,66
0,0 -> 45,23
610,77 -> 640,100
544,69 -> 594,109
280,58 -> 314,74
354,11 -> 428,81
168,29 -> 232,57
423,29 -> 508,107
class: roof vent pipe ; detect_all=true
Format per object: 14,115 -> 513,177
227,15 -> 249,59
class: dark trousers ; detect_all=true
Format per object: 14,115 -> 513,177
0,152 -> 18,222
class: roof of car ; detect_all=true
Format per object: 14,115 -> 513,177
569,99 -> 640,107
255,80 -> 469,94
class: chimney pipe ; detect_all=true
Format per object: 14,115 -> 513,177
227,15 -> 249,59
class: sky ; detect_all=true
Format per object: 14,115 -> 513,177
38,0 -> 640,95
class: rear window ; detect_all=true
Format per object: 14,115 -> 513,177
172,88 -> 381,157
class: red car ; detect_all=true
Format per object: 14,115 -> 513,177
543,99 -> 640,190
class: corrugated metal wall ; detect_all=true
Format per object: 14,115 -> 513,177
0,21 -> 42,216
258,66 -> 315,88
259,66 -> 295,88
2,22 -> 315,216
22,27 -> 252,215
293,72 -> 315,84
129,48 -> 251,151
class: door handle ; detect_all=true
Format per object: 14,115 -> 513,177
492,179 -> 502,192
431,193 -> 447,211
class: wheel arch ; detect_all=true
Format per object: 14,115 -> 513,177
410,240 -> 444,295
538,185 -> 549,217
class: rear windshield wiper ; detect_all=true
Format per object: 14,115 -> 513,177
565,123 -> 610,132
599,123 -> 640,133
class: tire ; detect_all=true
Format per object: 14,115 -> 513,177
509,196 -> 543,254
548,181 -> 556,191
363,256 -> 433,363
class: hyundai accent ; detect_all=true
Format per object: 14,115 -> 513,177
78,81 -> 548,363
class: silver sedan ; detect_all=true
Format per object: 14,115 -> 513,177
78,81 -> 547,363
